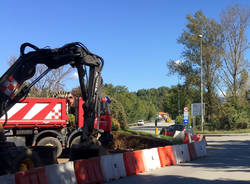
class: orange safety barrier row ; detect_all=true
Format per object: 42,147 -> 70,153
1,140 -> 207,184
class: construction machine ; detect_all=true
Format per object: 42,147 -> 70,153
0,42 -> 111,175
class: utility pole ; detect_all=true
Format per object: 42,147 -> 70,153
178,76 -> 180,115
199,34 -> 204,132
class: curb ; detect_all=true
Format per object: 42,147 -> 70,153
0,140 -> 207,184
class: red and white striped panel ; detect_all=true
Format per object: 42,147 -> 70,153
0,102 -> 62,120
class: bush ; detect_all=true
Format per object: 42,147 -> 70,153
68,113 -> 75,127
112,118 -> 120,131
175,114 -> 184,124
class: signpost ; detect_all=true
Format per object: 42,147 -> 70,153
184,107 -> 189,123
191,103 -> 205,116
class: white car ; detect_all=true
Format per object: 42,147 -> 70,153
137,120 -> 144,126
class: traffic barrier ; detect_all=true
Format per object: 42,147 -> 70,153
0,174 -> 15,184
74,157 -> 104,184
172,144 -> 190,164
201,135 -> 208,145
45,161 -> 76,184
183,133 -> 189,144
188,142 -> 198,160
194,140 -> 207,158
100,153 -> 126,182
174,130 -> 185,141
192,134 -> 200,142
123,150 -> 145,176
15,167 -> 48,184
157,146 -> 176,167
142,148 -> 161,171
0,142 -> 208,184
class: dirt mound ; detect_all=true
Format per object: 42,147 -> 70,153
105,131 -> 173,152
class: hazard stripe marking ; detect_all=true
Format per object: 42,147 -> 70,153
0,103 -> 27,119
23,103 -> 49,119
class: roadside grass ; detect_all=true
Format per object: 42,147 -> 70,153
120,129 -> 183,144
195,129 -> 250,134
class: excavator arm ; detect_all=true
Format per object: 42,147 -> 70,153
0,42 -> 104,135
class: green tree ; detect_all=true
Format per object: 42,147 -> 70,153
220,4 -> 250,100
168,10 -> 224,123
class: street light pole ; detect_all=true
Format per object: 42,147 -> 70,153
199,34 -> 204,132
178,76 -> 180,115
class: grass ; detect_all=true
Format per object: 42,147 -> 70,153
119,129 -> 183,144
195,129 -> 250,134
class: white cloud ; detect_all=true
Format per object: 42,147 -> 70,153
174,60 -> 184,65
71,72 -> 79,79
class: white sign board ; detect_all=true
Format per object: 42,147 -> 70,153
191,103 -> 205,116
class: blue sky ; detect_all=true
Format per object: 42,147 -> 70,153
0,0 -> 249,92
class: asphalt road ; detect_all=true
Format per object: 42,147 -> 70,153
130,121 -> 173,133
107,135 -> 250,184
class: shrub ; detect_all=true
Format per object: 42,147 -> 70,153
112,118 -> 120,131
175,114 -> 184,124
68,113 -> 75,127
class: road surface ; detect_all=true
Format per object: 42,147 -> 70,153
130,121 -> 173,133
107,135 -> 250,184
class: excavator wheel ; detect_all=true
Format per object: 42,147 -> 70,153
69,132 -> 101,161
37,137 -> 62,157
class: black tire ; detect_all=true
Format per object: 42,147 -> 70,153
70,136 -> 81,148
37,137 -> 62,157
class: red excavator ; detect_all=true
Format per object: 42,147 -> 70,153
0,42 -> 112,175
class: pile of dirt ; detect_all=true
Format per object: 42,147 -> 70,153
105,131 -> 173,153
58,131 -> 173,162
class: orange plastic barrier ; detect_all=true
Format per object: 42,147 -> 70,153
15,167 -> 48,184
183,133 -> 189,144
123,150 -> 145,176
188,142 -> 198,160
74,157 -> 104,184
157,146 -> 176,167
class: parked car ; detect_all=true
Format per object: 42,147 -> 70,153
137,120 -> 144,126
160,124 -> 193,136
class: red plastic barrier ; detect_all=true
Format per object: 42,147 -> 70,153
15,167 -> 48,184
157,146 -> 176,167
188,142 -> 198,160
123,150 -> 145,176
183,133 -> 189,144
192,134 -> 200,142
74,157 -> 104,184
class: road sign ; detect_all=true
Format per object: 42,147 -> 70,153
184,108 -> 189,123
191,103 -> 205,116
